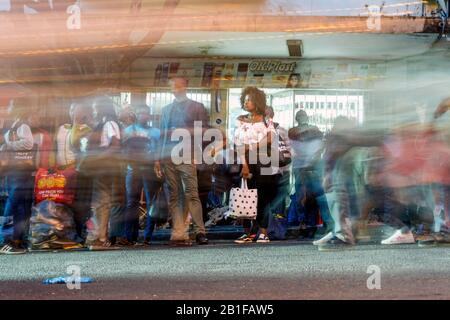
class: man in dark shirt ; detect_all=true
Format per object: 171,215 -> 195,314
123,104 -> 160,244
288,110 -> 330,239
154,77 -> 209,246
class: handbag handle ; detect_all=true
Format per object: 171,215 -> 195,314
241,178 -> 248,190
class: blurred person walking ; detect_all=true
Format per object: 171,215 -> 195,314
0,98 -> 35,254
57,100 -> 94,240
317,116 -> 384,250
123,104 -> 161,245
288,110 -> 331,240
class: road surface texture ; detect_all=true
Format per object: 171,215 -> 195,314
1,241 -> 449,300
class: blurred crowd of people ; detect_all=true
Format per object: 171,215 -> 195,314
0,77 -> 449,254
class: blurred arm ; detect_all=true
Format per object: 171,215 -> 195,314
434,98 -> 450,119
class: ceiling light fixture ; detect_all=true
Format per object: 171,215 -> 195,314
286,39 -> 303,57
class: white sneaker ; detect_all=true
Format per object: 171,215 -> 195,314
381,229 -> 415,245
256,234 -> 270,243
313,232 -> 334,246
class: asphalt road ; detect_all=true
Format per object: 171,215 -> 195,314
1,241 -> 449,300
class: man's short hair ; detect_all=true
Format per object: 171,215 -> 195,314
295,110 -> 308,124
169,77 -> 188,87
135,104 -> 150,114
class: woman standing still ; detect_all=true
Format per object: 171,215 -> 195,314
233,87 -> 277,244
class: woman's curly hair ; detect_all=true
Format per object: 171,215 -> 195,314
240,86 -> 267,115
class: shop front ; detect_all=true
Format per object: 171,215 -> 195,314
124,57 -> 376,135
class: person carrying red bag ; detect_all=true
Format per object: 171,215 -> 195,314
34,167 -> 77,206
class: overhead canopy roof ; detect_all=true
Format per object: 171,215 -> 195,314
0,0 -> 446,96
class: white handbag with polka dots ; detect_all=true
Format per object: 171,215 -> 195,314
227,179 -> 257,220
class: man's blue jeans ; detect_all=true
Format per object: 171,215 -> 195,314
2,170 -> 34,243
124,166 -> 159,242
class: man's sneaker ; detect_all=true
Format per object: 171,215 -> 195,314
312,232 -> 334,246
318,236 -> 353,251
0,241 -> 27,255
234,234 -> 256,244
381,229 -> 415,245
196,233 -> 209,245
256,234 -> 270,243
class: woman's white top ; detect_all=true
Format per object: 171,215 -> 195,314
234,116 -> 275,147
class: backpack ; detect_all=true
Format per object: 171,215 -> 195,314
266,121 -> 292,168
267,213 -> 287,240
